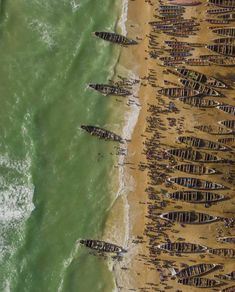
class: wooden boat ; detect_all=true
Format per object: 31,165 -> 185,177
173,164 -> 216,174
218,13 -> 235,20
176,67 -> 227,88
218,137 -> 235,145
166,148 -> 223,162
158,87 -> 200,98
179,79 -> 221,96
206,44 -> 235,57
214,37 -> 235,44
201,54 -> 235,66
208,0 -> 235,7
173,263 -> 220,279
219,120 -> 235,129
178,277 -> 222,288
184,58 -> 211,66
159,5 -> 185,10
89,84 -> 131,96
157,242 -> 207,253
93,31 -> 138,46
81,125 -> 124,143
178,136 -> 229,151
160,211 -> 219,224
168,177 -> 226,190
166,191 -> 227,204
207,19 -> 230,24
213,27 -> 235,37
179,97 -> 220,107
220,286 -> 235,292
79,239 -> 126,254
216,271 -> 235,280
217,104 -> 235,115
207,7 -> 235,14
170,51 -> 192,57
217,236 -> 235,244
170,0 -> 202,5
207,248 -> 235,257
195,125 -> 234,135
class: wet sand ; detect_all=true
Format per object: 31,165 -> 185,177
105,0 -> 235,291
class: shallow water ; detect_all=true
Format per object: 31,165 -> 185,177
0,0 -> 124,291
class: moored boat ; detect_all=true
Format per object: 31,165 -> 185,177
178,136 -> 230,151
179,78 -> 221,96
166,148 -> 223,162
178,277 -> 223,288
166,191 -> 227,204
79,239 -> 127,254
168,176 -> 227,189
173,163 -> 216,174
159,211 -> 220,224
94,31 -> 138,46
157,242 -> 207,253
81,125 -> 124,143
88,83 -> 131,96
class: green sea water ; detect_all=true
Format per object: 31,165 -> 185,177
0,0 -> 125,291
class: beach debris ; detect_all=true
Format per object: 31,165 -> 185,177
81,125 -> 124,143
79,239 -> 127,255
159,211 -> 220,224
93,31 -> 138,46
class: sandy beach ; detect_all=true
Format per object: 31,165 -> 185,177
104,0 -> 235,291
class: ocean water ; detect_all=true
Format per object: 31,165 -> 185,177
0,0 -> 125,291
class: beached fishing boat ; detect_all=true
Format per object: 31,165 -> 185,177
168,177 -> 226,190
93,31 -> 138,46
207,7 -> 235,13
176,67 -> 227,88
213,27 -> 235,37
218,137 -> 235,145
170,51 -> 192,57
214,37 -> 235,44
209,0 -> 235,7
216,271 -> 235,280
169,0 -> 202,5
180,79 -> 221,96
207,19 -> 230,24
220,286 -> 235,292
79,239 -> 126,254
219,120 -> 235,129
179,97 -> 220,107
178,277 -> 223,288
88,83 -> 131,96
159,211 -> 219,224
172,263 -> 220,279
207,248 -> 235,257
158,87 -> 200,98
217,236 -> 235,244
184,58 -> 211,66
173,164 -> 216,174
178,136 -> 229,151
166,148 -> 223,162
160,5 -> 185,10
217,104 -> 235,115
81,125 -> 124,143
166,191 -> 227,204
207,44 -> 235,57
157,242 -> 207,253
219,13 -> 235,20
195,125 -> 234,135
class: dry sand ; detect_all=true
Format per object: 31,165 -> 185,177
104,0 -> 235,291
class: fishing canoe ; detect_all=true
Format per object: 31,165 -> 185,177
173,263 -> 220,279
89,84 -> 131,96
178,136 -> 230,151
158,87 -> 200,98
217,104 -> 235,115
208,0 -> 235,8
179,97 -> 220,107
207,248 -> 235,257
79,239 -> 126,254
207,44 -> 235,57
168,177 -> 226,189
195,125 -> 234,135
178,277 -> 223,288
179,78 -> 221,96
157,242 -> 207,253
94,31 -> 138,46
81,125 -> 124,143
173,164 -> 216,174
